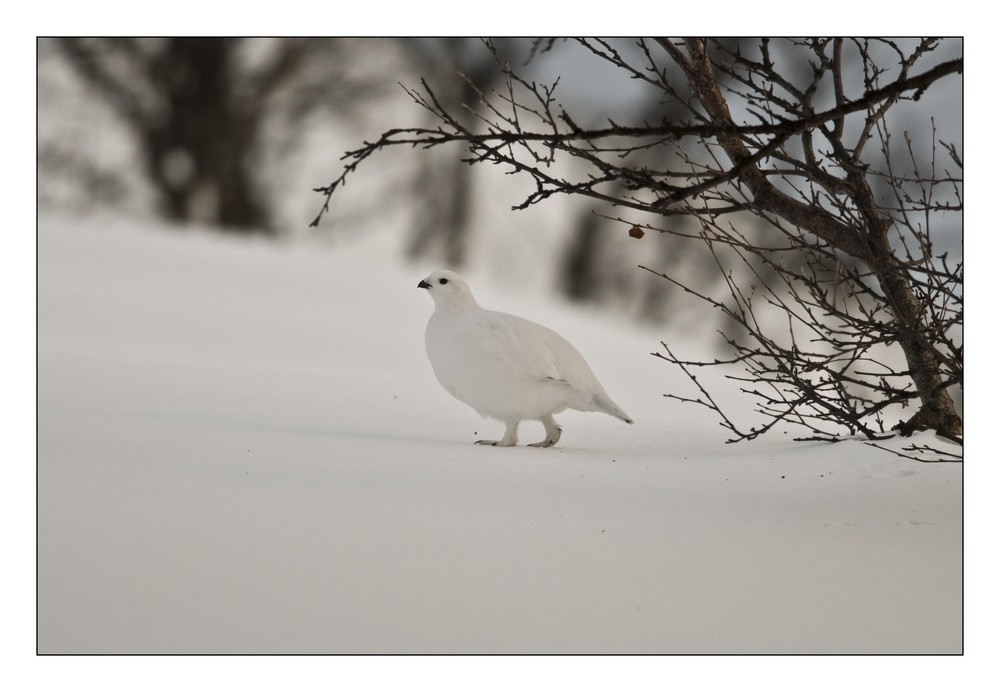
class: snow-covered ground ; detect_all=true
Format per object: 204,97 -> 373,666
36,211 -> 963,658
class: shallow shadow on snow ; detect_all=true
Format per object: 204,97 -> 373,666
130,407 -> 606,455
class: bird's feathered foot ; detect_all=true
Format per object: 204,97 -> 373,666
476,421 -> 519,447
528,415 -> 562,448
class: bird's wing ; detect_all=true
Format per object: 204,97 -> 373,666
475,311 -> 589,387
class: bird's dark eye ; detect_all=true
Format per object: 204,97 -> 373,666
439,278 -> 449,285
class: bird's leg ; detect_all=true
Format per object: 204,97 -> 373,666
528,415 -> 562,448
476,421 -> 519,447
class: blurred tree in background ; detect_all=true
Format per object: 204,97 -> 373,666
400,38 -> 523,266
41,38 -> 387,233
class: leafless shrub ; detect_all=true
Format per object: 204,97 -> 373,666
313,38 -> 963,461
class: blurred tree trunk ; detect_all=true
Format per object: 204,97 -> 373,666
403,38 -> 522,266
54,38 -> 318,233
558,79 -> 703,317
408,145 -> 474,266
143,39 -> 267,229
561,211 -> 602,302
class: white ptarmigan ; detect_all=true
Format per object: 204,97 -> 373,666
418,269 -> 633,447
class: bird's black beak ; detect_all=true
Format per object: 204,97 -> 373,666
418,280 -> 431,289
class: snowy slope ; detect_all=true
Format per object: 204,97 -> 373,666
37,212 -> 961,655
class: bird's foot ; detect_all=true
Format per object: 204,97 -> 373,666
528,422 -> 561,448
476,422 -> 519,447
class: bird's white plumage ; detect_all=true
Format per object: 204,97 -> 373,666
418,269 -> 632,447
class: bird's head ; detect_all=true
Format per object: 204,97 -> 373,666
418,269 -> 480,310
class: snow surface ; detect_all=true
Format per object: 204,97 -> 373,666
36,211 -> 962,657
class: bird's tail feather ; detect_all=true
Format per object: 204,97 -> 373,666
594,393 -> 633,425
